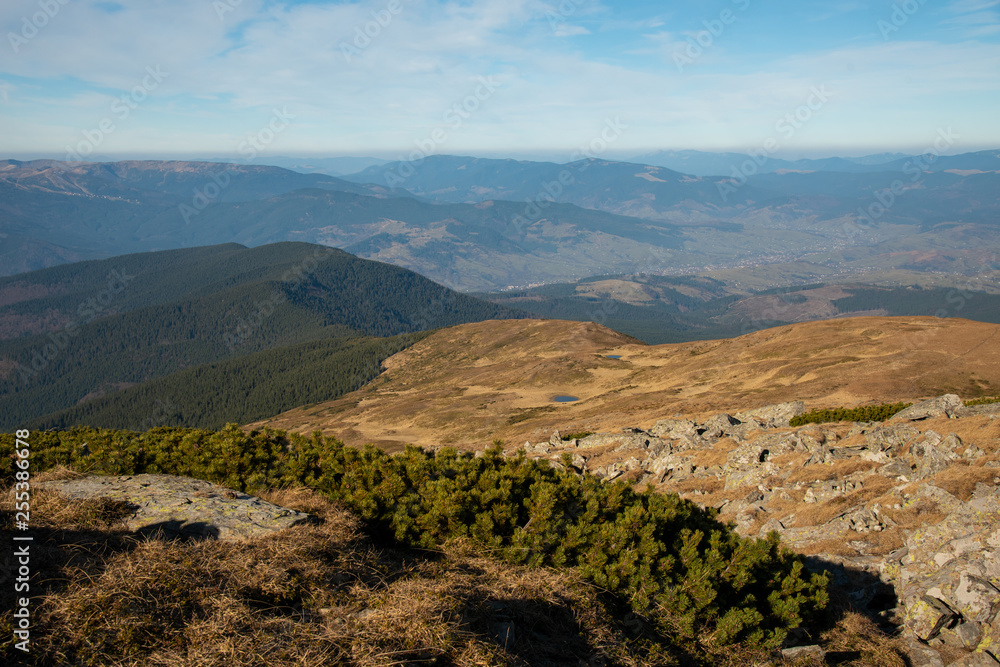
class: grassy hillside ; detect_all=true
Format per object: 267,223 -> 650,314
0,242 -> 525,430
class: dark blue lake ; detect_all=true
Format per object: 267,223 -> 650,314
552,395 -> 579,403
605,355 -> 622,359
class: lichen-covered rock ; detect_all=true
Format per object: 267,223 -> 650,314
697,413 -> 740,439
866,423 -> 921,454
37,474 -> 315,541
892,394 -> 966,422
895,484 -> 1000,655
649,418 -> 698,440
946,651 -> 1000,667
735,400 -> 806,428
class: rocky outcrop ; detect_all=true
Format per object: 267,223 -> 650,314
892,394 -> 967,422
892,483 -> 1000,656
37,474 -> 315,541
520,397 -> 1000,666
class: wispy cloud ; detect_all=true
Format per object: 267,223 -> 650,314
1,0 -> 998,156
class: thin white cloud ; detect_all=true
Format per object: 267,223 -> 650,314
2,0 -> 999,154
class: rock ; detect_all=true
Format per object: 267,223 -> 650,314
36,474 -> 315,541
946,652 -> 1000,667
698,413 -> 740,438
951,622 -> 984,651
952,574 -> 1000,625
866,423 -> 920,454
577,432 -> 663,451
904,637 -> 946,667
907,594 -> 959,641
781,644 -> 824,660
735,400 -> 806,428
649,418 -> 698,440
965,402 -> 1000,416
894,485 -> 1000,655
892,394 -> 966,422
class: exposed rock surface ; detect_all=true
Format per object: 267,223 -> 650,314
37,474 -> 315,540
520,397 -> 1000,666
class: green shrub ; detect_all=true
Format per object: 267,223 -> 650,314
964,395 -> 1000,407
789,402 -> 912,427
1,426 -> 829,655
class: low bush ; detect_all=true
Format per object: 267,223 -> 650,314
2,425 -> 829,657
789,402 -> 911,426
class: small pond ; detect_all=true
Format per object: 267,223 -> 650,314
605,355 -> 622,359
552,395 -> 579,403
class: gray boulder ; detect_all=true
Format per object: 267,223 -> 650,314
892,394 -> 966,422
37,474 -> 315,541
734,401 -> 806,428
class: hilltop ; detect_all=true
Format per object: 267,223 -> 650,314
253,316 -> 1000,450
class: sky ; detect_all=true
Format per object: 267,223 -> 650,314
1,0 -> 998,163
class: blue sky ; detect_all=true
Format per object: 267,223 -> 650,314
1,0 -> 998,162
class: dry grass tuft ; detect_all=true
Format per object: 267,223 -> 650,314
817,609 -> 908,667
2,486 -> 673,666
928,464 -> 999,501
785,460 -> 878,486
792,475 -> 896,528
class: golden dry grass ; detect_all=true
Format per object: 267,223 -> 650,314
785,460 -> 879,486
250,317 -> 1000,452
1,485 -> 680,667
929,463 -> 1000,501
792,475 -> 897,528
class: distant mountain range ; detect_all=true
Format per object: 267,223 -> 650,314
626,149 -> 1000,177
203,155 -> 389,177
0,242 -> 525,430
1,152 -> 998,291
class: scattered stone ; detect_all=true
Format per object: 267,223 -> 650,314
537,398 -> 1000,667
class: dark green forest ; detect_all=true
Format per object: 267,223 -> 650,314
27,333 -> 427,431
0,243 -> 526,430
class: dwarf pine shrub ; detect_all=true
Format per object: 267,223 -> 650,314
789,402 -> 912,426
1,426 -> 828,653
